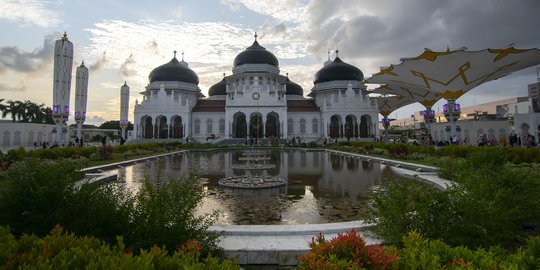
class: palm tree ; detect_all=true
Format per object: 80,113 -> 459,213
0,99 -> 6,118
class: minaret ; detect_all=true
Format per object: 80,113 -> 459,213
52,32 -> 74,145
120,81 -> 130,139
74,61 -> 89,142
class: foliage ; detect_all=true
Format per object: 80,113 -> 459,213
0,159 -> 220,254
0,99 -> 53,124
396,231 -> 540,269
367,148 -> 540,248
0,226 -> 238,270
97,145 -> 114,160
0,159 -> 83,236
99,120 -> 134,130
298,229 -> 398,269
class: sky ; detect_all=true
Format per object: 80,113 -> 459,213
1,0 -> 539,125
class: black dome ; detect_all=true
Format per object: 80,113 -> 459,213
285,77 -> 303,95
313,56 -> 363,84
148,57 -> 199,84
208,78 -> 227,96
233,40 -> 279,67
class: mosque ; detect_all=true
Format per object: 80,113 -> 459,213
130,34 -> 379,143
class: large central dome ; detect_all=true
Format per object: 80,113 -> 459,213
148,54 -> 199,84
233,35 -> 279,67
314,55 -> 363,84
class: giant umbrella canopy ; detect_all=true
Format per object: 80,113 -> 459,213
377,95 -> 416,142
367,47 -> 540,138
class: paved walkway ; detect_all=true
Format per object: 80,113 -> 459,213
209,221 -> 380,265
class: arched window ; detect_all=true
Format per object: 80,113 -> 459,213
300,119 -> 306,134
288,119 -> 294,134
312,119 -> 319,134
207,119 -> 213,134
194,119 -> 200,134
219,119 -> 225,134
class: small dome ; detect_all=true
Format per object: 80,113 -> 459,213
148,54 -> 199,84
208,77 -> 227,96
233,35 -> 279,67
285,77 -> 303,95
313,56 -> 363,84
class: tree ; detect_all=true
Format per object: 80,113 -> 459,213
1,99 -> 54,124
99,120 -> 133,130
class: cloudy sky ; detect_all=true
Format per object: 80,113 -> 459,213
1,0 -> 539,124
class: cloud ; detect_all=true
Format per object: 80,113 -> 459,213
88,51 -> 108,72
120,53 -> 137,78
0,81 -> 26,92
220,0 -> 243,12
237,0 -> 307,23
0,0 -> 61,27
0,33 -> 56,74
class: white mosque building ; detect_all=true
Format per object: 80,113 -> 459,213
131,35 -> 379,143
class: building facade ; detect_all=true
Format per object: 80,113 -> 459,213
132,36 -> 379,143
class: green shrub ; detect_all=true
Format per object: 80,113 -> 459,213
0,225 -> 238,269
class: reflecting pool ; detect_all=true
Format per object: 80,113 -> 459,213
111,150 -> 401,225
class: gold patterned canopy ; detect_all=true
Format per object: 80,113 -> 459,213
371,84 -> 441,107
377,95 -> 416,117
366,47 -> 540,100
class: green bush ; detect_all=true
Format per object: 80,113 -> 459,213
0,159 -> 220,254
0,226 -> 238,269
368,148 -> 540,248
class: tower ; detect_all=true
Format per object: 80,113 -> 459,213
74,61 -> 89,142
52,32 -> 74,144
120,82 -> 130,139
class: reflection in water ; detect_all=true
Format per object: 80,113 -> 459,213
112,150 -> 400,225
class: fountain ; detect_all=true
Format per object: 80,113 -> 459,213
219,150 -> 285,188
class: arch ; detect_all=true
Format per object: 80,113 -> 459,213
37,131 -> 43,143
219,119 -> 225,134
249,112 -> 263,138
287,118 -> 294,135
312,118 -> 319,134
141,116 -> 153,139
155,115 -> 168,139
194,119 -> 201,134
28,131 -> 35,145
359,114 -> 371,138
299,118 -> 306,134
206,118 -> 213,134
170,115 -> 183,138
345,115 -> 357,139
265,112 -> 279,138
14,131 -> 21,145
232,112 -> 247,138
330,115 -> 342,138
2,131 -> 10,146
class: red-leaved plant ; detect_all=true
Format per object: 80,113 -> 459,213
298,229 -> 398,270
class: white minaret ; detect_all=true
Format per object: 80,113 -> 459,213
52,32 -> 74,145
120,82 -> 130,139
74,61 -> 89,142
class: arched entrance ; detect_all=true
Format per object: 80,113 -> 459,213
360,115 -> 371,138
250,112 -> 263,139
265,112 -> 279,138
345,115 -> 357,139
170,115 -> 183,138
141,116 -> 153,139
155,115 -> 168,139
233,112 -> 247,138
330,115 -> 342,138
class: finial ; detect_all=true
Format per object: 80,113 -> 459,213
286,72 -> 289,77
254,32 -> 258,41
124,81 -> 127,86
63,31 -> 67,39
335,49 -> 339,57
223,73 -> 226,78
81,60 -> 85,66
181,50 -> 184,61
173,50 -> 177,58
327,49 -> 330,60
